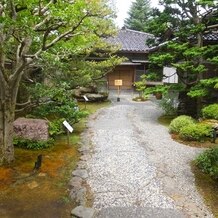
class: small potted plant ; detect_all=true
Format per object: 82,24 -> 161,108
153,85 -> 169,99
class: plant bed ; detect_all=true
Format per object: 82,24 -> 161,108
0,101 -> 110,217
132,96 -> 148,102
171,133 -> 217,148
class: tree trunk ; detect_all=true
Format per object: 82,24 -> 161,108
0,87 -> 15,165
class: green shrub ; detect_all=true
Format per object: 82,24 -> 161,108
169,115 -> 195,133
202,104 -> 218,120
13,137 -> 54,150
48,119 -> 65,136
179,123 -> 212,141
195,147 -> 218,179
158,96 -> 177,116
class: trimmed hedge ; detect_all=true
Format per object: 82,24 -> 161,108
179,123 -> 212,141
169,115 -> 195,133
202,104 -> 218,120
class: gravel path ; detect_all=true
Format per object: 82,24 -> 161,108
84,92 -> 213,218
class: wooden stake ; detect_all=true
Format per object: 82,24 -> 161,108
67,130 -> 70,146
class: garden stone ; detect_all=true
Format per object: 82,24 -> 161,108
72,169 -> 88,179
86,93 -> 108,102
78,146 -> 90,153
80,154 -> 91,161
76,187 -> 87,205
27,181 -> 39,189
71,206 -> 95,218
70,189 -> 77,200
69,177 -> 83,189
77,161 -> 87,169
13,118 -> 49,141
79,86 -> 96,94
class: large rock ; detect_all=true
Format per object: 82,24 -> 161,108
72,86 -> 108,102
13,118 -> 49,141
86,93 -> 108,102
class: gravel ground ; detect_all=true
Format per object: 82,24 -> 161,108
84,91 -> 214,218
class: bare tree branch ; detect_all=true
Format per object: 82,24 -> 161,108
34,0 -> 56,16
34,15 -> 51,31
44,13 -> 90,49
16,98 -> 31,106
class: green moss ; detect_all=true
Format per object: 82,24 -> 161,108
192,163 -> 218,217
0,101 -> 110,217
158,115 -> 176,127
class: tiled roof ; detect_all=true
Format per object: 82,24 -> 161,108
106,28 -> 154,53
203,31 -> 218,41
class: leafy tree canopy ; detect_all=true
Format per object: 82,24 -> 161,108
0,0 -> 121,164
139,0 -> 218,117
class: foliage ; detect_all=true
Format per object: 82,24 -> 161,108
134,74 -> 147,97
13,137 -> 53,150
158,95 -> 178,116
188,77 -> 218,98
28,83 -> 89,136
132,96 -> 148,102
143,85 -> 169,96
169,115 -> 195,133
195,147 -> 218,179
179,123 -> 212,141
202,104 -> 218,120
124,0 -> 151,31
0,0 -> 121,164
48,119 -> 65,137
145,72 -> 161,81
143,0 -> 218,115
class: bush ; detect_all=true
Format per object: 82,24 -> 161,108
169,115 -> 195,133
158,96 -> 178,116
195,147 -> 218,179
179,123 -> 212,141
13,137 -> 54,150
48,119 -> 65,137
202,104 -> 218,120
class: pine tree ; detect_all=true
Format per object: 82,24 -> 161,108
146,0 -> 218,116
124,0 -> 151,31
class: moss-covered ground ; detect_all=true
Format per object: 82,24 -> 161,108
0,101 -> 110,218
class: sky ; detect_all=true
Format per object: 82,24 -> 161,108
115,0 -> 160,28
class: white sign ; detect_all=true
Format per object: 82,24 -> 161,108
163,67 -> 178,84
63,120 -> 74,133
83,95 -> 89,101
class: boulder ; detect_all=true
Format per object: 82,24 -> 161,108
72,89 -> 82,98
13,118 -> 49,141
72,86 -> 108,102
86,93 -> 108,102
79,87 -> 97,94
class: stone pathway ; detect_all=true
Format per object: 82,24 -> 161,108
82,92 -> 213,217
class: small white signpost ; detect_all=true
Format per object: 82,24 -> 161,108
83,95 -> 89,109
63,120 -> 74,146
114,80 -> 122,101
